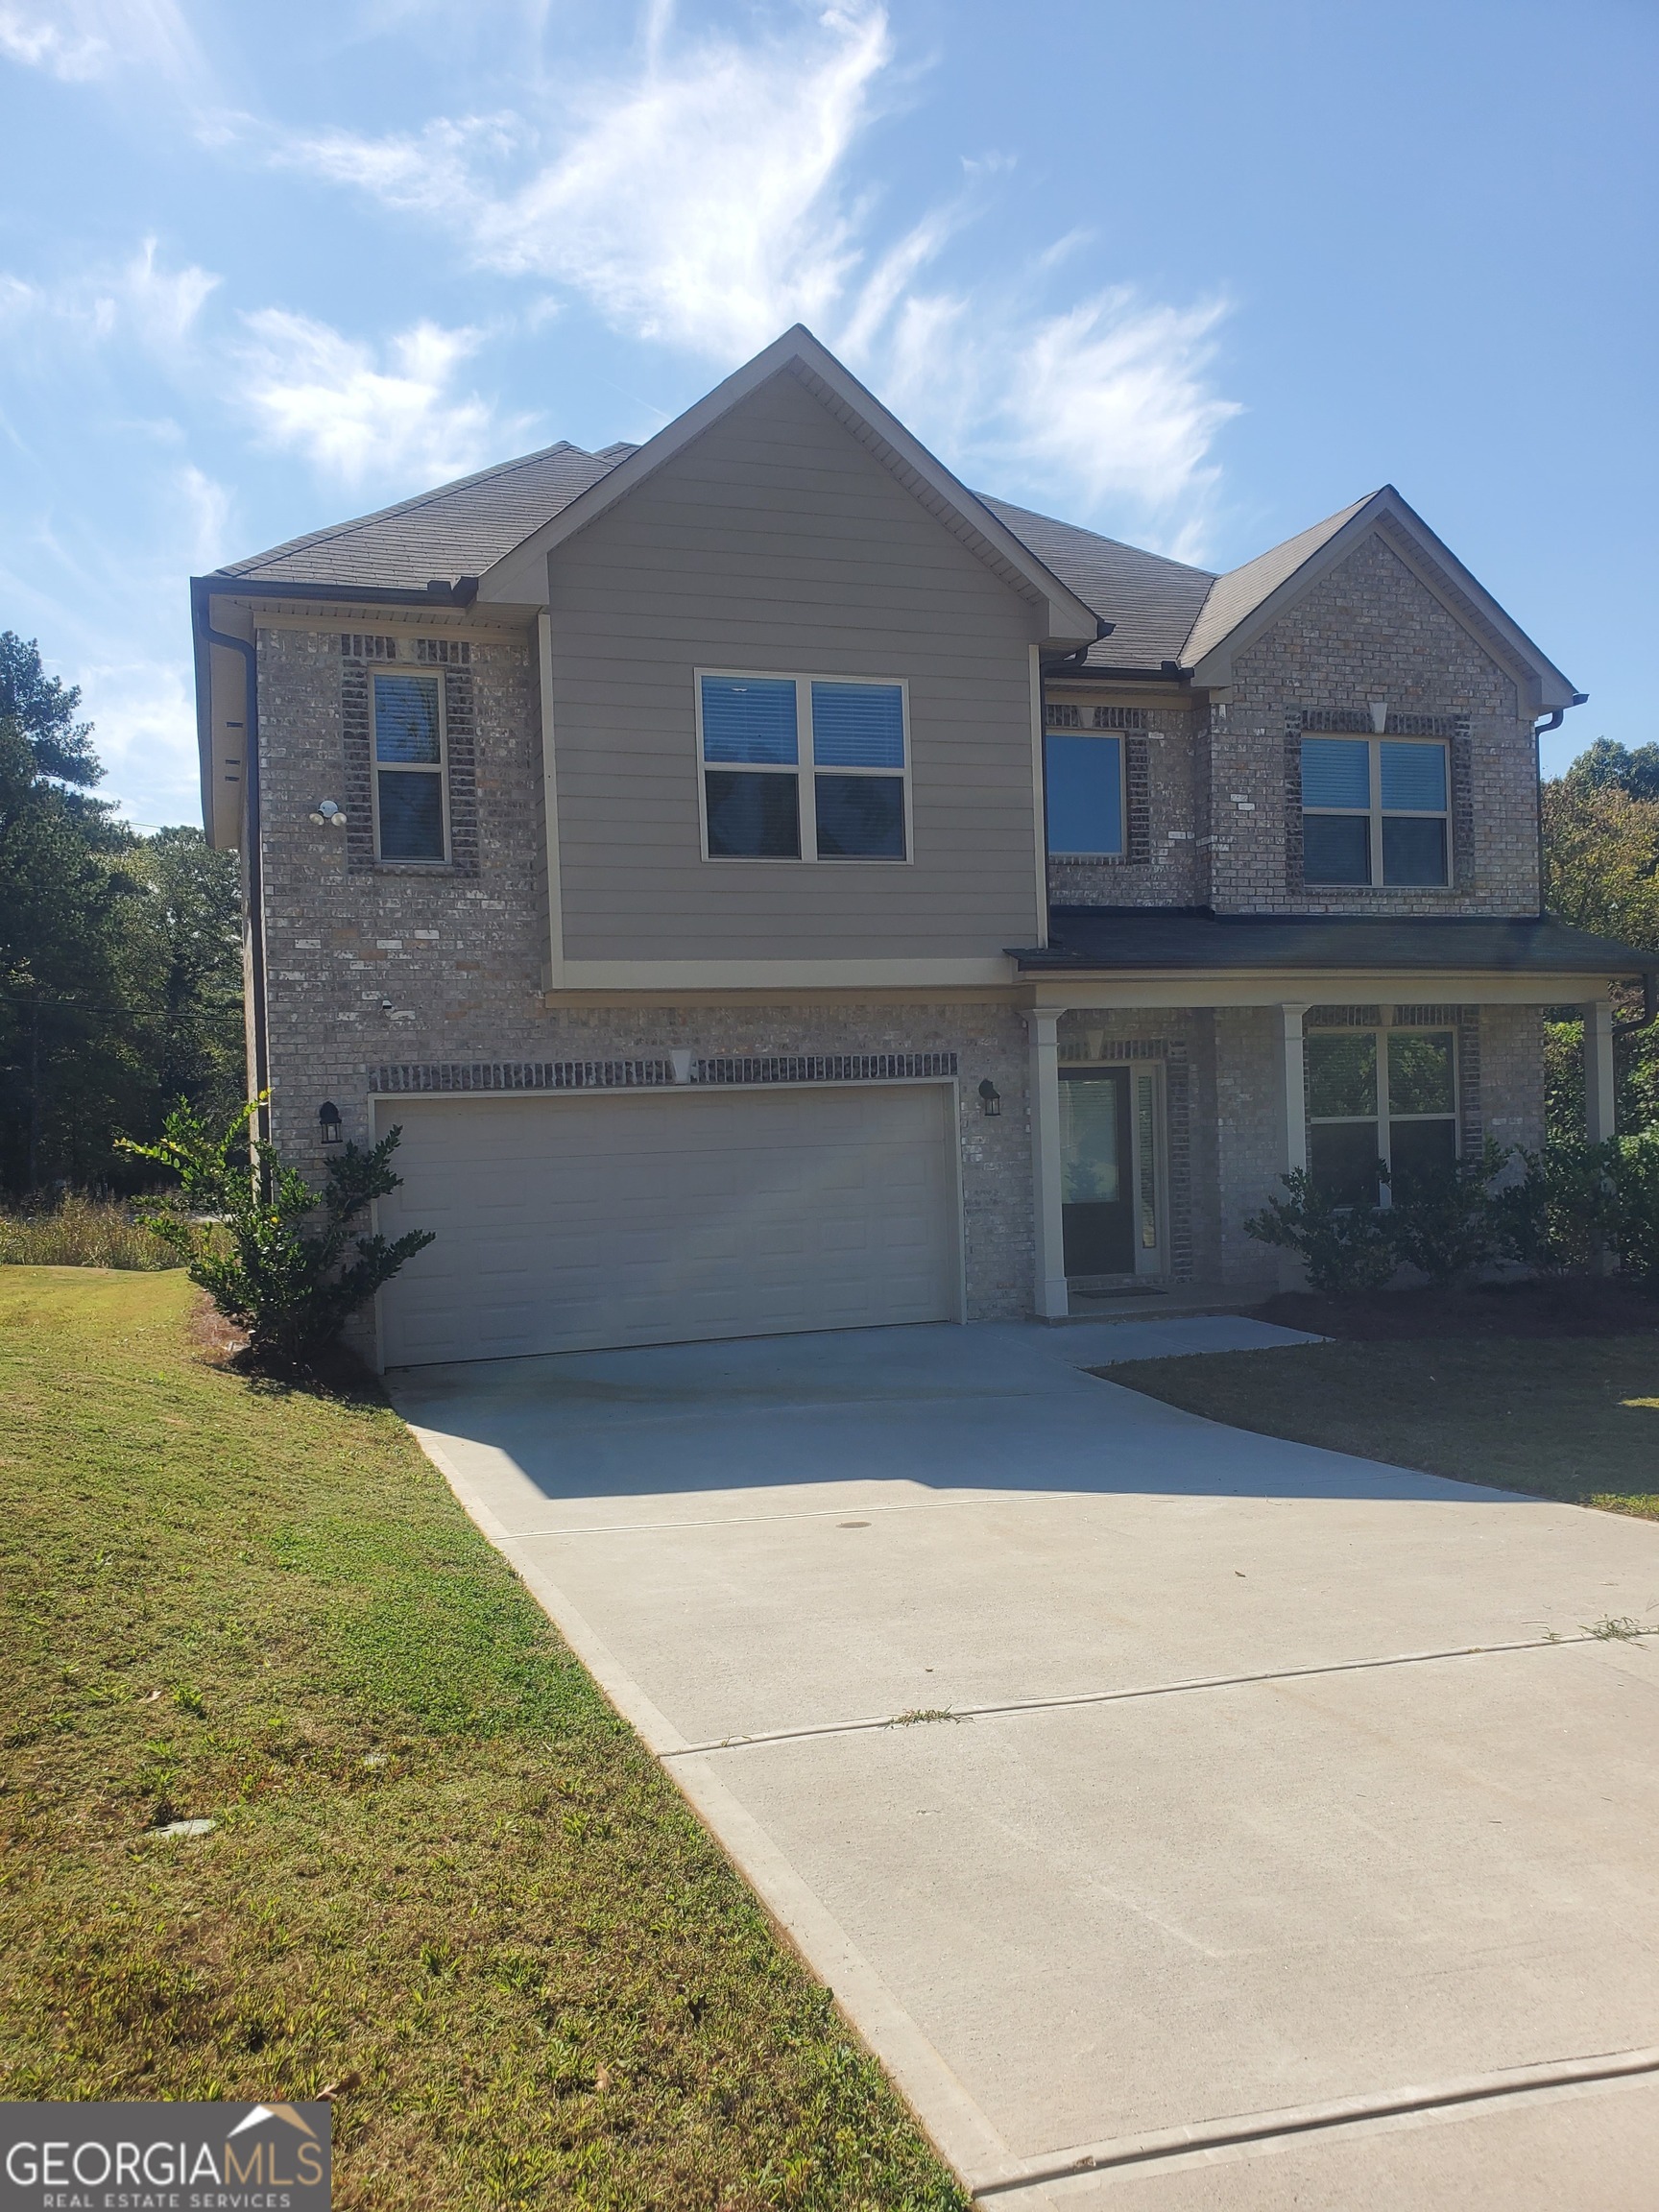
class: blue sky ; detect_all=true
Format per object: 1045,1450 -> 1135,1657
1,0 -> 1652,829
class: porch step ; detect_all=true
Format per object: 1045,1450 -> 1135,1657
1051,1285 -> 1265,1326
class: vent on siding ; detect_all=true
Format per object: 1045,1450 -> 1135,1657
416,637 -> 471,664
341,634 -> 398,661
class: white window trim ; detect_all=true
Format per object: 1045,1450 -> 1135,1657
1307,1021 -> 1460,1199
1302,735 -> 1450,889
694,668 -> 914,866
1044,728 -> 1127,861
370,664 -> 450,866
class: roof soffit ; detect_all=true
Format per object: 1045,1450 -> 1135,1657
1186,488 -> 1579,711
478,327 -> 1102,644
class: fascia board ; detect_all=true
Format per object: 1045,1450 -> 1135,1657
1188,490 -> 1580,711
1025,969 -> 1632,1011
189,580 -> 214,839
478,327 -> 1101,644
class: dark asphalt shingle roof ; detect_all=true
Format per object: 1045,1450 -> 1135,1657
975,497 -> 1217,669
209,416 -> 1373,677
1015,909 -> 1656,975
219,441 -> 638,589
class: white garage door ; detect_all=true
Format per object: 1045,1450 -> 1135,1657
373,1083 -> 959,1366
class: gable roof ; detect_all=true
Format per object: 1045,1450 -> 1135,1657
219,440 -> 637,591
475,326 -> 1103,645
200,334 -> 1578,709
1177,495 -> 1371,669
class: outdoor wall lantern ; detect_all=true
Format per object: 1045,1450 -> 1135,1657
978,1079 -> 1001,1117
309,799 -> 348,828
317,1102 -> 343,1146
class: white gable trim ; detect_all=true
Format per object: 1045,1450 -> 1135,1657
478,327 -> 1103,647
1187,488 -> 1581,713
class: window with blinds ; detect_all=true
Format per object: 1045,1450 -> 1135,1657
697,672 -> 908,861
1301,736 -> 1449,887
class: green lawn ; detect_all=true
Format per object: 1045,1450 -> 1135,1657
1107,1333 -> 1659,1518
0,1268 -> 964,2212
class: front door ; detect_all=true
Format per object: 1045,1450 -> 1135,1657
1060,1069 -> 1134,1276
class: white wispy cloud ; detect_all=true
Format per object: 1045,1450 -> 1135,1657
0,236 -> 218,363
272,1 -> 1240,547
288,1 -> 893,362
0,0 -> 198,83
238,310 -> 527,489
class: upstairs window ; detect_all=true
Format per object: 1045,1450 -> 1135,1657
1045,733 -> 1123,857
1307,1026 -> 1458,1204
373,671 -> 447,861
698,673 -> 908,862
1302,737 -> 1448,887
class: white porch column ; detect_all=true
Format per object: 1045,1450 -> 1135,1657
1278,1003 -> 1310,1175
1584,998 -> 1617,1143
1026,1009 -> 1070,1319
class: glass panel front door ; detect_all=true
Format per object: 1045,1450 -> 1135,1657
1060,1070 -> 1134,1276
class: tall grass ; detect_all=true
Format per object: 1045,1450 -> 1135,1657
0,1192 -> 176,1270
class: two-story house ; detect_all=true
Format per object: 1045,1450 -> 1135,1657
190,326 -> 1655,1367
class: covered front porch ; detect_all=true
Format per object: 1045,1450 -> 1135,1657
1017,909 -> 1656,1321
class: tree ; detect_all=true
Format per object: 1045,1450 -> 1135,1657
0,634 -> 245,1194
1541,763 -> 1659,1141
1566,737 -> 1659,806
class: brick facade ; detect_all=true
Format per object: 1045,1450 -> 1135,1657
1203,533 -> 1536,917
251,509 -> 1561,1329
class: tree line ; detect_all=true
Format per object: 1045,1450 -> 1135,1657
0,632 -> 243,1197
1,623 -> 1656,1199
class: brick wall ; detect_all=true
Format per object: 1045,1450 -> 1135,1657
254,621 -> 1034,1321
1205,532 -> 1537,916
1046,706 -> 1207,908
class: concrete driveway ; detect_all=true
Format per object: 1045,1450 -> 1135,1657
390,1319 -> 1659,2208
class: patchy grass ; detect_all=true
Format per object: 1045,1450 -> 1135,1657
0,1269 -> 965,2211
0,1193 -> 176,1269
1106,1334 -> 1659,1520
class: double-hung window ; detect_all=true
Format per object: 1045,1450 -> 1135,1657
698,673 -> 908,861
1307,1026 -> 1458,1204
372,670 -> 447,861
1301,736 -> 1449,887
1045,731 -> 1124,857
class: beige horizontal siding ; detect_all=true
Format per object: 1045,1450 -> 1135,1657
547,370 -> 1042,964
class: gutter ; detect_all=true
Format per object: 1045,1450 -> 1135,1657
200,573 -> 481,609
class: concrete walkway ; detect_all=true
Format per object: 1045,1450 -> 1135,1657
389,1319 -> 1659,2208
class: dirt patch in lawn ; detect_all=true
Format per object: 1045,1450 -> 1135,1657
1262,1276 -> 1659,1341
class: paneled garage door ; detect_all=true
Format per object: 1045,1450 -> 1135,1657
373,1083 -> 959,1367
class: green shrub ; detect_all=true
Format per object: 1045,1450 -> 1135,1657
118,1096 -> 434,1369
1495,1139 -> 1620,1274
1385,1139 -> 1513,1286
0,1191 -> 175,1270
1608,1130 -> 1659,1285
1243,1166 -> 1398,1294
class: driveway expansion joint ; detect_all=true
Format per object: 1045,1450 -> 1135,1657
661,1627 -> 1659,1759
967,2045 -> 1659,2198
